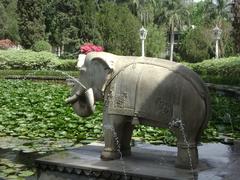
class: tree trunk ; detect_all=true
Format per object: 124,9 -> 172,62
170,30 -> 175,61
232,0 -> 240,53
57,46 -> 61,57
61,45 -> 64,55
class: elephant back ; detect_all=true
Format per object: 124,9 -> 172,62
107,58 -> 210,129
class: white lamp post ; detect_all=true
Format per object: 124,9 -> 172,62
213,25 -> 222,59
139,26 -> 148,57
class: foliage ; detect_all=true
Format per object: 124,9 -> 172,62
32,40 -> 52,52
44,0 -> 80,49
0,80 -> 102,142
146,24 -> 166,58
17,0 -> 46,48
77,0 -> 103,45
0,136 -> 75,154
0,80 -> 239,148
0,50 -> 77,70
204,0 -> 231,25
188,1 -> 209,26
210,92 -> 240,139
97,2 -> 141,56
232,0 -> 240,53
0,0 -> 19,42
179,26 -> 213,62
0,70 -> 79,79
127,0 -> 156,25
0,158 -> 34,180
45,0 -> 101,53
186,56 -> 240,86
177,0 -> 235,61
154,0 -> 190,61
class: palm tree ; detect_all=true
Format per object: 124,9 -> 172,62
155,0 -> 189,61
128,0 -> 157,25
204,0 -> 231,26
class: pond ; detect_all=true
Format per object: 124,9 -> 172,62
0,79 -> 239,179
0,136 -> 83,179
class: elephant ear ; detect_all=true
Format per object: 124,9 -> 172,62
87,52 -> 116,71
86,52 -> 116,93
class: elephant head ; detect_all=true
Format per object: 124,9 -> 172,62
66,52 -> 116,117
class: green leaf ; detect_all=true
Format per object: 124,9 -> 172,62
18,170 -> 34,177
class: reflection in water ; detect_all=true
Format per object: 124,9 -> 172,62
0,149 -> 43,168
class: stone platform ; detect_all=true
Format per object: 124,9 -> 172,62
36,142 -> 240,180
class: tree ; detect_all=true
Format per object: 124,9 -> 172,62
0,2 -> 7,39
205,0 -> 231,25
77,0 -> 102,45
97,2 -> 141,55
17,0 -> 46,48
155,0 -> 190,61
45,0 -> 100,55
126,0 -> 158,27
146,24 -> 166,58
232,0 -> 240,53
179,26 -> 214,62
45,0 -> 80,55
0,0 -> 19,42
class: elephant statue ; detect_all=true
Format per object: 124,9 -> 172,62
66,52 -> 211,169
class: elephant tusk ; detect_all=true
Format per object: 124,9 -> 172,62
65,94 -> 79,104
85,88 -> 95,113
65,90 -> 83,104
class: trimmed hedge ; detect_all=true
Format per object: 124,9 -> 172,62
186,56 -> 240,86
0,70 -> 79,79
0,50 -> 77,70
1,50 -> 240,86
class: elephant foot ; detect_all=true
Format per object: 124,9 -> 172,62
100,149 -> 120,160
100,148 -> 131,160
175,144 -> 198,169
121,148 -> 131,156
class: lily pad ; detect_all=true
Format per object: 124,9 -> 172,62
2,168 -> 16,175
18,170 -> 34,177
6,175 -> 21,180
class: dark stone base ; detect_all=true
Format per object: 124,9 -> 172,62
234,140 -> 240,152
36,142 -> 240,180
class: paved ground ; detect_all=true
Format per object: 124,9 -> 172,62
36,142 -> 240,180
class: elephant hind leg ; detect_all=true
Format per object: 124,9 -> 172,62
121,120 -> 134,157
175,143 -> 198,169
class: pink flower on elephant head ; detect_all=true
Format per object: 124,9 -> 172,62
80,43 -> 104,54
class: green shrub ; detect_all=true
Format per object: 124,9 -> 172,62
0,49 -> 77,70
179,26 -> 213,62
53,60 -> 77,71
0,70 -> 79,79
32,40 -> 52,52
186,56 -> 240,86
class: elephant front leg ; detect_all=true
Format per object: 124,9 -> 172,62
120,121 -> 134,156
101,113 -> 125,160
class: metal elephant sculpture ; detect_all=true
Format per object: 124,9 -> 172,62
66,52 -> 211,169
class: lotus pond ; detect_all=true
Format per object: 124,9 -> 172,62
0,80 -> 240,179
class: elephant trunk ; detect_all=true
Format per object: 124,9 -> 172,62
66,83 -> 95,117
